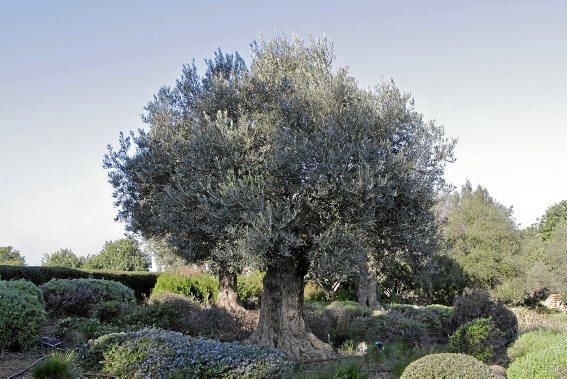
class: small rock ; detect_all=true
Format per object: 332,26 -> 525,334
356,342 -> 368,355
490,364 -> 506,379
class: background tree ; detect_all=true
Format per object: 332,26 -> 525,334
144,236 -> 188,272
494,201 -> 567,304
41,248 -> 85,268
538,200 -> 567,241
104,36 -> 454,358
105,49 -> 250,310
0,246 -> 26,266
441,182 -> 521,290
83,238 -> 149,271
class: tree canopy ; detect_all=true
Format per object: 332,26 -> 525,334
41,248 -> 85,268
441,182 -> 520,289
83,238 -> 149,271
0,246 -> 26,266
104,35 -> 455,358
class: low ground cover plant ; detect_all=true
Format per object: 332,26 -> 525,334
507,329 -> 567,361
41,278 -> 135,316
0,279 -> 47,350
33,351 -> 79,379
80,328 -> 297,377
507,341 -> 567,378
400,353 -> 496,378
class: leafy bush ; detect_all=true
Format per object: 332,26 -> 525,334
400,353 -> 496,378
93,300 -> 137,324
0,283 -> 47,350
0,279 -> 44,305
507,330 -> 567,361
152,272 -> 218,304
304,302 -> 333,343
119,303 -> 180,330
237,270 -> 264,309
335,361 -> 368,379
369,342 -> 447,378
33,351 -> 79,379
507,342 -> 567,378
41,278 -> 135,316
80,328 -> 297,377
331,311 -> 429,346
390,304 -> 447,342
325,301 -> 372,326
149,291 -> 257,341
57,317 -> 122,340
449,318 -> 507,364
0,265 -> 159,300
450,290 -> 518,345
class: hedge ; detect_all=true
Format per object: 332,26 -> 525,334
0,265 -> 158,301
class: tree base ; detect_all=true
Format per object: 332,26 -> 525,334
248,328 -> 337,360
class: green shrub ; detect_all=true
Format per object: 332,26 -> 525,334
331,311 -> 429,346
237,271 -> 264,309
0,284 -> 47,350
325,301 -> 372,326
93,300 -> 137,324
57,317 -> 122,340
369,342 -> 447,378
0,279 -> 45,305
449,318 -> 507,364
450,290 -> 518,346
33,351 -> 78,379
390,304 -> 446,342
80,328 -> 297,377
41,278 -> 135,316
507,330 -> 567,361
0,265 -> 158,300
149,291 -> 257,341
119,303 -> 180,330
335,361 -> 368,379
400,353 -> 496,378
507,342 -> 567,378
152,272 -> 218,304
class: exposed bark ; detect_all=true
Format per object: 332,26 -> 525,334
217,269 -> 246,312
248,257 -> 337,360
358,256 -> 382,309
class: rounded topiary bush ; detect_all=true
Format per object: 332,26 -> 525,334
507,330 -> 566,361
450,290 -> 518,345
41,278 -> 135,316
0,279 -> 45,305
0,283 -> 47,350
400,353 -> 496,378
507,341 -> 567,378
151,272 -> 218,304
80,328 -> 297,377
449,317 -> 507,364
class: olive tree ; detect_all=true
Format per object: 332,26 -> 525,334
104,36 -> 454,358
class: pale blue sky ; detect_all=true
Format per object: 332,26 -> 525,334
1,1 -> 566,265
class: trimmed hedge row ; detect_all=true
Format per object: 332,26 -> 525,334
0,265 -> 159,301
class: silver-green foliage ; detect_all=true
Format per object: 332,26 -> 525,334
0,280 -> 46,350
104,35 -> 455,284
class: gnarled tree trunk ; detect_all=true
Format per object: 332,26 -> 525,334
248,257 -> 336,360
217,269 -> 245,312
358,256 -> 381,309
